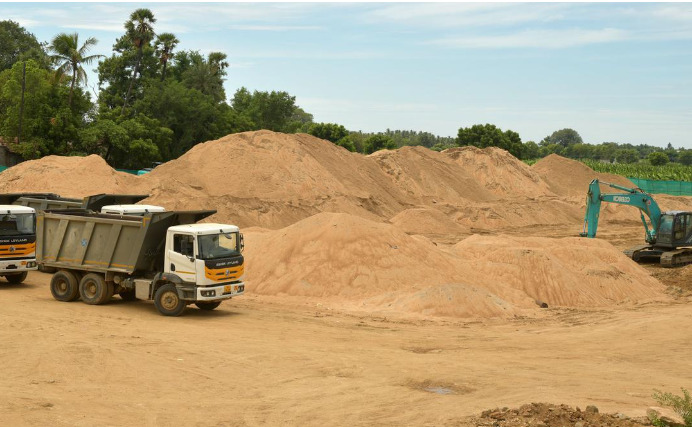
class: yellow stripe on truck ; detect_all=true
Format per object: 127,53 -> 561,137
0,243 -> 36,257
204,264 -> 244,282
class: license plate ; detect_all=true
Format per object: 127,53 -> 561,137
224,285 -> 234,293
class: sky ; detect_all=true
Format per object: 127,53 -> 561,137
2,2 -> 692,147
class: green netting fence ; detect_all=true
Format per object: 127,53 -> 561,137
628,178 -> 692,196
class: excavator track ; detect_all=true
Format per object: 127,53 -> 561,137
623,245 -> 660,263
660,248 -> 692,268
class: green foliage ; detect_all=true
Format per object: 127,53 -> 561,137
679,151 -> 692,166
541,128 -> 583,147
652,388 -> 692,427
456,123 -> 523,158
231,87 -> 309,133
617,148 -> 639,164
0,20 -> 49,72
364,134 -> 396,154
581,160 -> 692,181
307,122 -> 348,143
49,32 -> 102,107
649,151 -> 670,166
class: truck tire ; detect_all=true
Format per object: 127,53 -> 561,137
50,270 -> 80,301
79,273 -> 112,305
5,271 -> 28,284
195,301 -> 221,311
154,284 -> 186,316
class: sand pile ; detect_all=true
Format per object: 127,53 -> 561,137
389,207 -> 468,236
368,146 -> 496,204
0,154 -> 141,198
244,212 -> 667,319
140,131 -> 412,229
443,146 -> 553,198
532,154 -> 634,196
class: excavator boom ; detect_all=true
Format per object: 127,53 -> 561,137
580,179 -> 662,244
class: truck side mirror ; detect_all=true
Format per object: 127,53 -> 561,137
240,234 -> 244,253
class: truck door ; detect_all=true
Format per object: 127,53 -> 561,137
168,233 -> 197,283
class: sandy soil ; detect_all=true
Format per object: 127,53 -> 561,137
1,265 -> 690,426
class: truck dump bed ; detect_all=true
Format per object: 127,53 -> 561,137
0,193 -> 149,211
36,209 -> 215,274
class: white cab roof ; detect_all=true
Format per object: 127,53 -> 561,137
101,204 -> 166,214
168,223 -> 240,235
0,205 -> 35,214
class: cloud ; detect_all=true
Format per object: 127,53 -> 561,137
227,25 -> 323,32
426,28 -> 630,49
361,3 -> 569,29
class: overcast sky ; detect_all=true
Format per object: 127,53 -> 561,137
3,2 -> 692,147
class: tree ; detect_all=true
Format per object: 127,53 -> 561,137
679,150 -> 692,166
364,134 -> 396,154
521,141 -> 540,159
154,32 -> 179,81
231,87 -> 306,132
0,20 -> 49,71
307,122 -> 348,143
49,32 -> 102,107
456,123 -> 523,158
541,128 -> 583,147
121,8 -> 156,115
648,151 -> 669,166
617,149 -> 639,164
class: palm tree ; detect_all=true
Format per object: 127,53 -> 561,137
154,32 -> 179,81
207,52 -> 229,77
121,8 -> 156,115
48,32 -> 102,107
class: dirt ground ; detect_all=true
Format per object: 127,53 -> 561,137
1,225 -> 691,427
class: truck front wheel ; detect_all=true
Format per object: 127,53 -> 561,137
5,271 -> 28,284
79,273 -> 113,305
195,301 -> 221,311
50,270 -> 79,301
154,284 -> 186,316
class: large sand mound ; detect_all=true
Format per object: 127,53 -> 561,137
0,154 -> 140,197
244,212 -> 667,319
140,131 -> 412,228
443,146 -> 553,198
389,207 -> 468,236
532,154 -> 634,196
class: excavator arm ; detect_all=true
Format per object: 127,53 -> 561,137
580,179 -> 662,244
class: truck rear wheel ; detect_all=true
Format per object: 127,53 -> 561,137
79,273 -> 113,305
154,284 -> 186,316
5,271 -> 28,284
50,270 -> 79,301
195,301 -> 221,310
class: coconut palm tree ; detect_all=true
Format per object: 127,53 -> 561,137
207,52 -> 229,77
121,8 -> 156,115
154,32 -> 179,81
48,32 -> 102,107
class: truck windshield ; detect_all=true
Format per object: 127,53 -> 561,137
0,213 -> 35,236
198,232 -> 240,260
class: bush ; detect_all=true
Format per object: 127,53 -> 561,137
652,388 -> 692,427
649,152 -> 670,166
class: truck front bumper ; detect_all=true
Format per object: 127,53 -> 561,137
194,282 -> 245,302
0,259 -> 37,274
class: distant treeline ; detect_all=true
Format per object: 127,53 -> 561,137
0,13 -> 687,169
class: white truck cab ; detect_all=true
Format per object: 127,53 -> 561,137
101,204 -> 166,215
164,223 -> 245,302
0,204 -> 38,283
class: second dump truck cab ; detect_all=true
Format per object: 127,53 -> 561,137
0,205 -> 38,283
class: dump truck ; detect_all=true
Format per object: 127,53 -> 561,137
0,204 -> 38,283
37,208 -> 245,316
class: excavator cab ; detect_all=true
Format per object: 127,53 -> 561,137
656,211 -> 692,249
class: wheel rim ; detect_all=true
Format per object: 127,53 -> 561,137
55,279 -> 68,295
84,281 -> 98,299
161,291 -> 179,311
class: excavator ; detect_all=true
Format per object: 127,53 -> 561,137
580,178 -> 692,267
